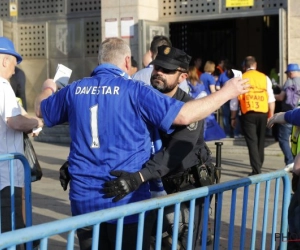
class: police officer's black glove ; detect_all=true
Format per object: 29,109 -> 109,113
104,171 -> 143,202
59,161 -> 70,191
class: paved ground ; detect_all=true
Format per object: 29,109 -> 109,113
29,139 -> 290,249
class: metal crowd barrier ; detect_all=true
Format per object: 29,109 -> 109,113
0,169 -> 291,250
0,153 -> 33,249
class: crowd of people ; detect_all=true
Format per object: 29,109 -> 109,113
1,33 -> 300,250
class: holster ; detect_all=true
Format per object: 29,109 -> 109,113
162,171 -> 193,193
192,143 -> 220,187
190,162 -> 215,188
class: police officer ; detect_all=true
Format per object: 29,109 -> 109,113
104,45 -> 215,249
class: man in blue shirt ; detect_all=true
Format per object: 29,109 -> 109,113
35,38 -> 249,250
106,45 -> 215,249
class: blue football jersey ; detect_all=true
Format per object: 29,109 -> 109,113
41,63 -> 184,223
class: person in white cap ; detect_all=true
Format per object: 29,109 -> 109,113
275,63 -> 300,170
0,36 -> 43,240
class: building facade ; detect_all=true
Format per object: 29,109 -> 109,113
0,0 -> 298,111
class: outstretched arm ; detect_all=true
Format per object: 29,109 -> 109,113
267,112 -> 287,128
173,77 -> 249,125
267,108 -> 300,128
284,108 -> 300,126
104,121 -> 203,202
35,79 -> 58,118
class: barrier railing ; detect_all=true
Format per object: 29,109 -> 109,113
0,153 -> 33,249
0,169 -> 291,250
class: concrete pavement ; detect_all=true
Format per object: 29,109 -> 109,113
29,139 -> 289,249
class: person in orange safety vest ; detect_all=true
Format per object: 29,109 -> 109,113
230,56 -> 275,175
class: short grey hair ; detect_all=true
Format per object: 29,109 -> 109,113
98,38 -> 131,67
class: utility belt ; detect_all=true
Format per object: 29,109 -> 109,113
162,162 -> 217,194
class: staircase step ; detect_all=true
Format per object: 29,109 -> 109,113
206,137 -> 282,156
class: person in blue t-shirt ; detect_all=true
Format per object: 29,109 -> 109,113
200,60 -> 216,95
217,62 -> 242,138
35,38 -> 249,250
187,66 -> 207,99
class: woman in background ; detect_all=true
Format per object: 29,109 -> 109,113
217,62 -> 242,138
200,60 -> 216,95
187,66 -> 206,99
188,66 -> 225,141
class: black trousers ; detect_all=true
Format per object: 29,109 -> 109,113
162,198 -> 204,249
1,186 -> 24,250
240,112 -> 268,174
162,178 -> 207,250
77,210 -> 156,250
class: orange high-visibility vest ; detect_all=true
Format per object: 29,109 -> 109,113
239,70 -> 269,114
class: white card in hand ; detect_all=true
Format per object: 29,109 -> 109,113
231,69 -> 242,79
54,64 -> 72,88
32,127 -> 42,134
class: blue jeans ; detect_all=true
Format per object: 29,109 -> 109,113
278,123 -> 294,165
221,101 -> 241,137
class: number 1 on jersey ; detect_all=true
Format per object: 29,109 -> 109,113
90,105 -> 100,148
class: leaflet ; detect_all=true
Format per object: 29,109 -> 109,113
32,127 -> 42,134
54,64 -> 72,88
231,69 -> 242,79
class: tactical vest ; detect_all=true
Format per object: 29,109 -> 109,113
239,70 -> 268,114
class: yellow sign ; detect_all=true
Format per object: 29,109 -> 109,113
226,0 -> 254,7
10,3 -> 18,17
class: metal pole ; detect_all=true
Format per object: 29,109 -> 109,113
213,141 -> 223,248
279,7 -> 287,87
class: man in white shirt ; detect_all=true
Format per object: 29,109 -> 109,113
132,35 -> 172,84
0,37 -> 43,238
132,35 -> 189,93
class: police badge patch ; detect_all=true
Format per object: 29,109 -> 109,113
164,47 -> 171,55
187,121 -> 198,131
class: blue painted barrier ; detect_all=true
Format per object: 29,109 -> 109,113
0,168 -> 291,250
0,153 -> 33,249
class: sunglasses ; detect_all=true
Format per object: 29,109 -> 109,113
154,65 -> 187,74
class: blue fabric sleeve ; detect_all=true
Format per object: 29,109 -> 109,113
209,74 -> 216,86
284,109 -> 300,126
41,86 -> 69,127
138,85 -> 184,134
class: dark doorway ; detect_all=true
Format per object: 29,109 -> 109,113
170,15 -> 279,75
